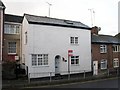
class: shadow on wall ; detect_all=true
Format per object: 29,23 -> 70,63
2,61 -> 26,80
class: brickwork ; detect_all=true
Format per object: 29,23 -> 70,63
92,44 -> 120,69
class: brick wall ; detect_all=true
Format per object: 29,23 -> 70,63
92,44 -> 119,69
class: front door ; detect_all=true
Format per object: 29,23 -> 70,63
55,55 -> 60,74
93,61 -> 98,75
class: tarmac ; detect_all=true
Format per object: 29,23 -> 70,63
2,74 -> 119,89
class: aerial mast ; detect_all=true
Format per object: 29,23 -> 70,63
46,2 -> 52,17
88,9 -> 95,27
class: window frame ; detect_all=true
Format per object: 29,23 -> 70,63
70,37 -> 79,45
113,45 -> 120,52
101,59 -> 107,70
100,45 -> 107,53
71,56 -> 79,65
4,24 -> 20,34
31,54 -> 48,66
113,58 -> 119,68
8,42 -> 17,54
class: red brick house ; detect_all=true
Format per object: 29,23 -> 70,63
3,14 -> 23,62
0,1 -> 5,63
91,27 -> 120,75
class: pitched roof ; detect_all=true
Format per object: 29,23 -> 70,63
92,34 -> 120,44
24,14 -> 91,30
115,33 -> 120,44
115,33 -> 120,39
0,0 -> 5,8
5,14 -> 23,23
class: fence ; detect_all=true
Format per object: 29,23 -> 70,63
28,68 -> 119,83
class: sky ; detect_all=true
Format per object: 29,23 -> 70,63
2,0 -> 119,36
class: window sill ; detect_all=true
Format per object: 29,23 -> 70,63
114,66 -> 119,68
32,65 -> 49,68
8,53 -> 16,55
71,64 -> 80,66
113,51 -> 120,53
101,68 -> 107,70
70,44 -> 79,46
100,52 -> 107,54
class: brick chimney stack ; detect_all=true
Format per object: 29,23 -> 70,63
91,26 -> 101,35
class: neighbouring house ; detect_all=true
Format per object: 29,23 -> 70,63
22,14 -> 92,78
115,32 -> 120,68
115,33 -> 120,39
3,14 -> 23,62
0,0 -> 5,63
2,14 -> 23,79
91,27 -> 120,75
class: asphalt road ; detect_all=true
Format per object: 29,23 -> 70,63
24,77 -> 119,89
47,77 -> 119,88
3,77 -> 119,90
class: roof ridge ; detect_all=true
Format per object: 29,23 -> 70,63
98,34 -> 114,37
24,13 -> 87,24
5,14 -> 23,17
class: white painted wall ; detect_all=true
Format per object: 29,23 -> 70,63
22,17 -> 29,72
0,9 -> 3,62
119,1 -> 120,33
22,17 -> 91,78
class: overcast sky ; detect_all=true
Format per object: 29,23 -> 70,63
2,0 -> 119,36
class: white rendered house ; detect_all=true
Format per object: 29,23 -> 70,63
22,14 -> 92,78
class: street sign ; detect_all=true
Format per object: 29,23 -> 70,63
68,50 -> 73,56
15,56 -> 19,60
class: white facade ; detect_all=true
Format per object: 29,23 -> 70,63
118,1 -> 120,33
22,15 -> 91,78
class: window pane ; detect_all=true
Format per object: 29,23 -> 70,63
75,37 -> 78,44
4,24 -> 20,34
100,45 -> 107,53
70,37 -> 74,44
101,60 -> 107,69
38,58 -> 42,65
113,58 -> 119,67
8,42 -> 16,53
32,54 -> 48,66
70,37 -> 78,44
71,56 -> 79,65
32,54 -> 37,66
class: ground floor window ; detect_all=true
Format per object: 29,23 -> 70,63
101,59 -> 107,69
71,56 -> 79,65
113,58 -> 119,68
8,42 -> 16,54
31,54 -> 48,66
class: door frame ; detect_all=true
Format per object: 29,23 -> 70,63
55,55 -> 61,75
93,61 -> 98,75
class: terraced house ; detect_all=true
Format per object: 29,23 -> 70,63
22,14 -> 92,78
1,1 -> 119,79
91,27 -> 120,75
3,14 -> 23,62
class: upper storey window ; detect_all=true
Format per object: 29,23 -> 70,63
100,45 -> 107,53
70,37 -> 78,45
4,24 -> 20,34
